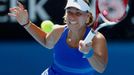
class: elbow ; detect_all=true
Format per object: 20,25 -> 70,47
39,41 -> 53,49
96,64 -> 107,73
45,46 -> 53,49
43,43 -> 54,49
97,66 -> 106,73
41,43 -> 53,49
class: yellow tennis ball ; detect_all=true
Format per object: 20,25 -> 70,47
41,20 -> 54,33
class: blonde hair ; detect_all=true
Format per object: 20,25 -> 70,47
86,12 -> 93,26
84,0 -> 93,5
63,0 -> 93,26
84,0 -> 89,4
83,0 -> 94,26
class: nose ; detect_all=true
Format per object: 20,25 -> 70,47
68,13 -> 77,20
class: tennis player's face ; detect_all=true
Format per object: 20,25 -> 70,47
66,7 -> 88,31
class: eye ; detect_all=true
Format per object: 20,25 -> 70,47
67,11 -> 73,15
75,12 -> 82,16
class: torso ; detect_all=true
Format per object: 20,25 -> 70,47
66,29 -> 86,48
53,25 -> 87,48
52,26 -> 95,74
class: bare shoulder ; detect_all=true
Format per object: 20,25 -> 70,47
53,24 -> 66,32
92,32 -> 107,50
93,32 -> 106,42
50,24 -> 67,36
45,24 -> 66,49
47,24 -> 67,38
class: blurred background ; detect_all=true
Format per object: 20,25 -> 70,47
0,0 -> 134,75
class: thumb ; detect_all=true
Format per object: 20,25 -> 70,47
79,40 -> 84,51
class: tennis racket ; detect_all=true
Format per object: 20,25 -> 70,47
84,0 -> 129,44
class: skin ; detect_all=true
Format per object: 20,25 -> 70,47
8,2 -> 108,73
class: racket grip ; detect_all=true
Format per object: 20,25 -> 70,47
84,29 -> 96,44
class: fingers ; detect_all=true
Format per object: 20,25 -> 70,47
85,42 -> 92,47
79,40 -> 92,49
9,7 -> 20,17
8,13 -> 16,17
17,1 -> 25,10
79,40 -> 93,54
9,7 -> 20,12
9,1 -> 24,13
8,8 -> 17,17
79,40 -> 84,51
9,1 -> 26,17
8,1 -> 29,25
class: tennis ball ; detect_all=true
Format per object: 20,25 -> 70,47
41,20 -> 54,33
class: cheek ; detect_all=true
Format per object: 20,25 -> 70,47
78,17 -> 86,25
65,17 -> 69,23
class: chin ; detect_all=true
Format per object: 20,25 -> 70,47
68,27 -> 79,32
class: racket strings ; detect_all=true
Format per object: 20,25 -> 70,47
92,0 -> 128,30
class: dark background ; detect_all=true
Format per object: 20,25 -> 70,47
0,0 -> 134,41
0,0 -> 134,75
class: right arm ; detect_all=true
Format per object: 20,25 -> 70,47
24,22 -> 65,49
24,22 -> 49,48
8,1 -> 64,49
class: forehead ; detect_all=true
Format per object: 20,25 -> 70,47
66,7 -> 83,12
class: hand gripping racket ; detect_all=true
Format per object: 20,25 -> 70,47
84,0 -> 129,44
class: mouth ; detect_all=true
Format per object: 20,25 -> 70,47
69,21 -> 77,25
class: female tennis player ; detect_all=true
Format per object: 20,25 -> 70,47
8,0 -> 108,75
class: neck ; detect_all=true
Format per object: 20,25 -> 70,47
69,27 -> 86,39
67,27 -> 86,48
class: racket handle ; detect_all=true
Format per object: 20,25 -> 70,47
84,29 -> 96,44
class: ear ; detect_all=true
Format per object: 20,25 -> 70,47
86,12 -> 93,27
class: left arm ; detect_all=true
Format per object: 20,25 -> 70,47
79,32 -> 108,73
88,32 -> 108,73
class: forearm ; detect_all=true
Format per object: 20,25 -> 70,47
8,2 -> 49,48
24,21 -> 47,47
87,52 -> 107,73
